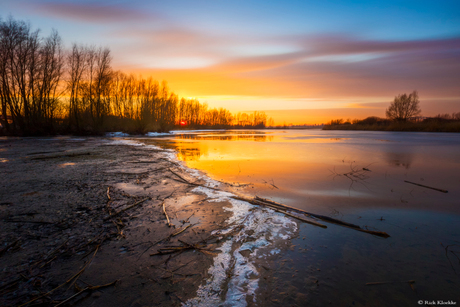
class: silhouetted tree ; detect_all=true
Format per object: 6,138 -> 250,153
1,15 -> 276,135
386,91 -> 421,121
0,16 -> 64,134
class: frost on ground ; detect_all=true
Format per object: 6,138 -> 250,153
183,187 -> 297,307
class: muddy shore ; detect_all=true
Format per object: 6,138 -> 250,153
0,137 -> 297,307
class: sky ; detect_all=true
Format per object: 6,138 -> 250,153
2,0 -> 460,124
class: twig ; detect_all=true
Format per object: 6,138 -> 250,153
168,168 -> 194,184
404,180 -> 448,193
172,224 -> 195,237
163,202 -> 172,227
67,246 -> 99,284
18,246 -> 100,307
366,280 -> 415,286
107,187 -> 111,201
104,197 -> 150,220
167,168 -> 222,191
54,280 -> 118,307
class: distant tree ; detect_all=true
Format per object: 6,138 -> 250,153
386,91 -> 421,121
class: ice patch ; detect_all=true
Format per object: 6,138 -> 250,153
146,132 -> 171,136
106,132 -> 129,137
184,187 -> 297,307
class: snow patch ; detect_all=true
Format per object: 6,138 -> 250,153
184,187 -> 297,307
146,132 -> 171,136
106,132 -> 129,137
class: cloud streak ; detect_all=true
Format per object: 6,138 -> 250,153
31,1 -> 150,23
117,32 -> 460,115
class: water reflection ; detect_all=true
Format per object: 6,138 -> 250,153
58,162 -> 75,168
174,133 -> 273,142
177,145 -> 208,161
154,129 -> 460,215
146,129 -> 460,306
385,152 -> 414,169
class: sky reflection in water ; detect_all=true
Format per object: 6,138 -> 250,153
153,129 -> 460,215
144,129 -> 460,305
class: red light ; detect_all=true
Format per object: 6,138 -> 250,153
180,121 -> 187,126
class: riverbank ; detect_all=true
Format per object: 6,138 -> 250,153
323,120 -> 460,132
0,137 -> 300,307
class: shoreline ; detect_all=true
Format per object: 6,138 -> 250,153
0,136 -> 298,306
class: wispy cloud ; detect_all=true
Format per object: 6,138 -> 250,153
30,1 -> 150,23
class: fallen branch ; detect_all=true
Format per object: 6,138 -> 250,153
404,180 -> 448,193
54,279 -> 118,307
272,209 -> 327,228
168,168 -> 194,184
366,280 -> 415,286
104,197 -> 150,220
234,196 -> 390,238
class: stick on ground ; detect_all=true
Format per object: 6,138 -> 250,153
104,197 -> 150,220
163,202 -> 172,227
404,180 -> 448,193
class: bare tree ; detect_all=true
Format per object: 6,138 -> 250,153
386,90 -> 421,121
66,43 -> 87,130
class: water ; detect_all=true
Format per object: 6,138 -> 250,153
139,129 -> 460,305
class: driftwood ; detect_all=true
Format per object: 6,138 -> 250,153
162,202 -> 172,227
265,207 -> 327,228
104,197 -> 150,220
233,195 -> 390,238
404,180 -> 448,193
366,280 -> 415,286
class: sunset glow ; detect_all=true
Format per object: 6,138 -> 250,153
2,0 -> 459,124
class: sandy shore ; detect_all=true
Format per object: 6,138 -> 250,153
0,137 -> 297,307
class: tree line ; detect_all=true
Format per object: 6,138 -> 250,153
324,91 -> 460,132
0,16 -> 272,135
